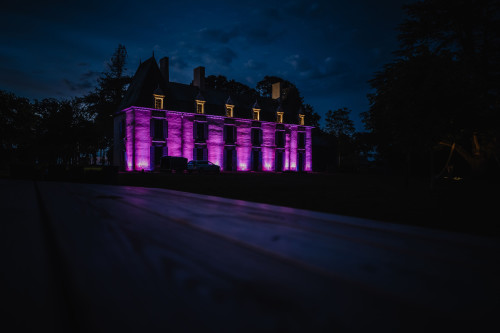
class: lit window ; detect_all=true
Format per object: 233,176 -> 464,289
277,111 -> 284,123
225,104 -> 234,117
299,114 -> 305,125
196,100 -> 205,114
253,109 -> 260,121
153,94 -> 164,110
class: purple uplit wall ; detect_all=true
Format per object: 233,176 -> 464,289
289,128 -> 298,171
305,129 -> 313,171
134,108 -> 152,171
166,112 -> 183,157
116,106 -> 313,172
261,123 -> 276,171
236,120 -> 252,171
284,128 -> 291,170
207,117 -> 224,169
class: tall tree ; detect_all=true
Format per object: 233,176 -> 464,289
0,90 -> 35,166
84,44 -> 130,164
325,107 -> 355,169
205,75 -> 257,98
364,0 -> 500,177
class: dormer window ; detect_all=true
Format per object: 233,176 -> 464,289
225,104 -> 234,117
299,114 -> 305,126
252,100 -> 261,121
196,100 -> 205,114
253,109 -> 260,121
153,94 -> 164,110
195,92 -> 206,114
153,85 -> 165,110
225,96 -> 235,118
277,111 -> 284,123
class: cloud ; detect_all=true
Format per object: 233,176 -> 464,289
198,27 -> 240,43
285,55 -> 350,80
198,23 -> 282,46
62,70 -> 99,92
243,27 -> 278,44
170,55 -> 189,70
284,0 -> 323,18
244,59 -> 267,70
172,43 -> 238,68
215,47 -> 237,65
81,70 -> 100,80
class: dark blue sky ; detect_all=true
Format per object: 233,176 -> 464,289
0,0 -> 411,130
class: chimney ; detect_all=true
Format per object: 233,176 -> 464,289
193,66 -> 205,90
272,81 -> 281,99
160,57 -> 169,83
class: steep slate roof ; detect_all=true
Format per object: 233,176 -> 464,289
119,56 -> 299,124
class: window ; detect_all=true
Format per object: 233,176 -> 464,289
251,128 -> 262,146
196,100 -> 205,114
275,131 -> 285,148
153,94 -> 164,109
299,114 -> 305,126
298,132 -> 305,149
277,111 -> 284,123
297,151 -> 305,172
150,119 -> 167,141
275,150 -> 284,172
155,98 -> 162,109
150,145 -> 167,170
251,149 -> 261,171
253,109 -> 260,121
224,125 -> 237,144
193,147 -> 207,160
193,121 -> 208,142
225,104 -> 234,117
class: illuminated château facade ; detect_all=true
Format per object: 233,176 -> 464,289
113,55 -> 313,172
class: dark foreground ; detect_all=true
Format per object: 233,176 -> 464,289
114,171 -> 499,237
1,179 -> 498,332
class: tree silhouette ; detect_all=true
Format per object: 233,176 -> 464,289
0,91 -> 34,166
325,108 -> 355,169
83,44 -> 130,164
302,104 -> 321,127
205,75 -> 257,98
364,0 -> 500,177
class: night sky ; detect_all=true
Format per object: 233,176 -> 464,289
0,0 -> 410,130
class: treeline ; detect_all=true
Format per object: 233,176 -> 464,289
0,45 -> 130,173
363,0 -> 500,180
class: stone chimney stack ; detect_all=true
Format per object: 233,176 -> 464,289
272,81 -> 281,99
193,66 -> 205,90
160,57 -> 169,83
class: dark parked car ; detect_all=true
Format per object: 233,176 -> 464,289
160,156 -> 188,173
187,160 -> 220,173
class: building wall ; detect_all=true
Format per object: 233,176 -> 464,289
116,106 -> 313,172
